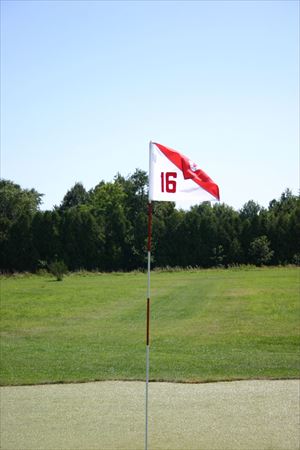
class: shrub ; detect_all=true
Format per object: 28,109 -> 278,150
292,254 -> 300,266
48,260 -> 68,281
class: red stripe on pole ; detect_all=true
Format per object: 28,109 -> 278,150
146,298 -> 150,345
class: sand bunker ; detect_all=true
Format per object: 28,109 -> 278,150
1,379 -> 299,450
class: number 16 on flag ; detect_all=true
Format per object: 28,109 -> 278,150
160,172 -> 177,193
149,142 -> 220,203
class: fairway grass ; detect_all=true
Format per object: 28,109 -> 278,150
1,267 -> 299,385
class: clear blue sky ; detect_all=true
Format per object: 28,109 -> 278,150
1,0 -> 299,210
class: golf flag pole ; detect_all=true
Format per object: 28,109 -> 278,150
145,142 -> 153,450
146,141 -> 220,450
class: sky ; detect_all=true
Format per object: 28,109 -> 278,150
1,0 -> 299,211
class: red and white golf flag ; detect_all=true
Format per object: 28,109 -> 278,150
149,142 -> 220,203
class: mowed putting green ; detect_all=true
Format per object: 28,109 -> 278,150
1,267 -> 299,386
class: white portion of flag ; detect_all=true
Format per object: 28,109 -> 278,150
149,142 -> 218,204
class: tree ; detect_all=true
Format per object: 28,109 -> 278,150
0,180 -> 42,271
59,182 -> 89,211
239,200 -> 264,263
210,245 -> 225,267
89,182 -> 128,271
290,202 -> 300,264
213,203 -> 242,265
60,205 -> 105,271
267,189 -> 300,264
32,210 -> 62,265
249,235 -> 274,266
152,201 -> 179,267
176,203 -> 217,267
115,170 -> 149,270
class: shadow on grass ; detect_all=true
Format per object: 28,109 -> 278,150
46,279 -> 63,282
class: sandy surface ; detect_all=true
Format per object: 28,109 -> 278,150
1,380 -> 299,450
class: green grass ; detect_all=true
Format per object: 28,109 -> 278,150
1,267 -> 299,385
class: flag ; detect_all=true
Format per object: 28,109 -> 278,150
149,141 -> 220,203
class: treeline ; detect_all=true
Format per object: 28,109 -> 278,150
0,171 -> 299,273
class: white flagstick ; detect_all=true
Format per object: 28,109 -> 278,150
145,142 -> 153,450
145,140 -> 219,450
145,201 -> 152,450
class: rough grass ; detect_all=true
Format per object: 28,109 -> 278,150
0,267 -> 299,385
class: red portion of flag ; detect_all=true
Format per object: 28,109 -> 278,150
153,142 -> 220,201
